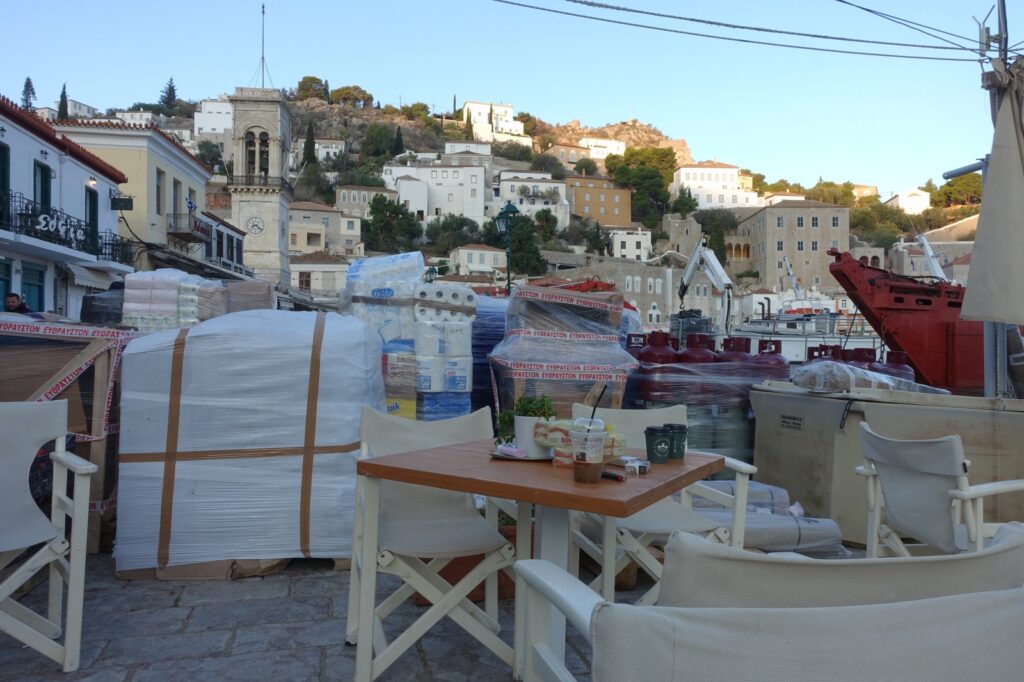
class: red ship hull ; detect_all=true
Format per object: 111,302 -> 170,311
828,250 -> 983,394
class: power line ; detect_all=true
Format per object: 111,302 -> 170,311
493,0 -> 983,62
832,0 -> 992,55
567,0 -> 971,51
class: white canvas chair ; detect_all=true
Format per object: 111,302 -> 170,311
346,406 -> 515,680
569,403 -> 755,604
515,526 -> 1024,682
1,400 -> 96,673
859,422 -> 1024,557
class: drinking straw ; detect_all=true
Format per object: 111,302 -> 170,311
587,384 -> 608,432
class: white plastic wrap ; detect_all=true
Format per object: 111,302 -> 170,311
115,310 -> 385,570
699,509 -> 844,553
122,269 -> 227,331
791,360 -> 951,395
339,252 -> 424,346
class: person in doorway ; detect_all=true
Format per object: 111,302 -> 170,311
4,292 -> 33,314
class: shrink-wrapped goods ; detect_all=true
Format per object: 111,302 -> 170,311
115,310 -> 384,572
791,360 -> 950,395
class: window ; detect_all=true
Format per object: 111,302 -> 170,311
442,171 -> 448,178
471,175 -> 477,184
290,233 -> 297,246
347,220 -> 355,230
776,216 -> 784,228
599,194 -> 605,202
172,179 -> 181,216
797,241 -> 804,251
706,194 -> 712,202
599,207 -> 606,215
467,253 -> 473,264
814,276 -> 821,285
797,217 -> 804,227
655,279 -> 662,294
32,162 -> 51,211
21,262 -> 45,311
620,240 -> 627,251
613,208 -> 620,215
718,194 -> 724,204
341,192 -> 348,202
731,195 -> 737,204
832,240 -> 839,248
633,276 -> 641,291
625,277 -> 632,292
811,216 -> 819,227
470,188 -> 477,198
584,205 -> 590,213
298,272 -> 311,291
647,278 -> 654,293
384,168 -> 392,175
431,170 -> 437,178
584,193 -> 591,201
492,254 -> 498,265
776,240 -> 784,251
777,261 -> 783,269
447,193 -> 454,203
0,143 -> 8,220
361,193 -> 368,203
811,241 -> 818,251
613,194 -> 620,203
321,217 -> 330,227
302,215 -> 311,223
635,240 -> 641,249
152,170 -> 163,215
306,233 -> 321,247
832,216 -> 839,227
345,238 -> 353,246
453,171 -> 459,179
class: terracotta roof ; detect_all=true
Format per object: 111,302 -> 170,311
769,199 -> 839,208
0,95 -> 128,184
201,211 -> 245,236
677,160 -> 739,170
455,243 -> 506,253
291,250 -> 346,264
290,201 -> 339,212
53,117 -> 211,175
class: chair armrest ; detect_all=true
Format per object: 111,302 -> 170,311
51,450 -> 98,475
855,465 -> 872,477
950,479 -> 1024,501
515,559 -> 603,641
721,456 -> 757,476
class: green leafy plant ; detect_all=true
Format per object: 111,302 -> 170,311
496,395 -> 556,444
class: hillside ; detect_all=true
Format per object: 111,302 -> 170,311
543,118 -> 692,166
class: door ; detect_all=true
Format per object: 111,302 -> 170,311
21,262 -> 45,311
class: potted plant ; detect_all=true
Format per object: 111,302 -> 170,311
497,395 -> 557,459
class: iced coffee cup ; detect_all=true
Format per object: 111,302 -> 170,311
571,417 -> 606,483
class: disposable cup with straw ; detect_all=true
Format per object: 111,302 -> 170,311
572,385 -> 608,484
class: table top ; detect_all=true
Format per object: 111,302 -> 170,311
357,439 -> 724,518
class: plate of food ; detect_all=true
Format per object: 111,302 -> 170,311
491,444 -> 553,461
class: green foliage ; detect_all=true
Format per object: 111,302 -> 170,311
762,178 -> 807,195
332,85 -> 374,107
436,259 -> 449,276
740,168 -> 767,194
296,76 -> 326,101
496,396 -> 556,444
392,127 -> 405,156
293,162 -> 334,205
919,178 -> 939,197
340,170 -> 385,187
425,214 -> 479,253
736,270 -> 760,279
361,123 -> 395,160
584,221 -> 608,255
514,112 -> 539,137
367,195 -> 421,252
302,123 -> 316,165
535,132 -> 556,152
196,140 -> 224,170
849,202 -> 912,247
534,209 -> 558,242
616,147 -> 677,186
805,180 -> 856,206
692,209 -> 738,262
574,158 -> 598,176
322,79 -> 331,103
400,102 -> 431,121
530,154 -> 567,180
57,84 -> 68,119
508,215 -> 548,276
21,77 -> 36,110
159,78 -> 177,112
561,217 -> 590,246
492,140 -> 533,161
671,187 -> 699,217
614,165 -> 669,228
935,173 -> 982,206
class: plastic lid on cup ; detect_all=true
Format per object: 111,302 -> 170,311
572,417 -> 605,432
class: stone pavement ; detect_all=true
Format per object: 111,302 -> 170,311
1,554 -> 594,682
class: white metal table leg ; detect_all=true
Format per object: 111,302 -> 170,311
534,505 -> 568,663
354,475 -> 381,682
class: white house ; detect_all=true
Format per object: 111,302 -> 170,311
62,99 -> 99,119
194,97 -> 234,136
381,163 -> 487,225
115,110 -> 166,127
445,141 -> 491,155
288,137 -> 346,170
1,95 -> 134,318
884,189 -> 931,215
608,229 -> 652,261
578,137 -> 626,160
461,100 -> 531,146
491,171 -> 570,228
448,243 -> 506,276
672,160 -> 764,210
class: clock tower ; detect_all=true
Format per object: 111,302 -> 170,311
227,87 -> 292,285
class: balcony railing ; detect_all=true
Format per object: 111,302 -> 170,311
225,174 -> 294,195
98,234 -> 135,266
4,192 -> 99,255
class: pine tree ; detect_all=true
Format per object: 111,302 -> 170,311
159,78 -> 177,115
20,77 -> 36,110
392,127 -> 405,156
452,94 -> 457,116
302,123 -> 316,165
323,79 -> 331,103
57,84 -> 69,119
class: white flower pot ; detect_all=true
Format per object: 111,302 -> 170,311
514,415 -> 552,459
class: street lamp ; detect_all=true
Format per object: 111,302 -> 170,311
494,201 -> 519,295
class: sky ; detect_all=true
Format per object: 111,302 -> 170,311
3,0 -> 1017,196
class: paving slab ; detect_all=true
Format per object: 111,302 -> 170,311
131,647 -> 323,682
95,630 -> 232,665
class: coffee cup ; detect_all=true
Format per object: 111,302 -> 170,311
644,426 -> 672,464
664,423 -> 688,460
571,417 -> 606,483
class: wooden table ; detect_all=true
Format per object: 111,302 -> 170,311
354,439 -> 723,680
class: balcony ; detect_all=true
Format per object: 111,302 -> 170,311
98,234 -> 135,266
225,174 -> 294,195
3,192 -> 99,255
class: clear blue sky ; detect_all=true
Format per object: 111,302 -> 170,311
4,0 -> 1016,196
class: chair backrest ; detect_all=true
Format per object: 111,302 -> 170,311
360,406 -> 493,523
590,587 -> 1024,682
658,524 -> 1024,608
571,403 -> 687,450
859,422 -> 967,553
0,400 -> 67,552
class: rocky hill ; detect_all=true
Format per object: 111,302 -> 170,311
544,118 -> 692,166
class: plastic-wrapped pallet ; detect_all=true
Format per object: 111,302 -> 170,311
115,310 -> 385,571
339,252 -> 424,348
414,283 -> 476,421
226,280 -> 275,312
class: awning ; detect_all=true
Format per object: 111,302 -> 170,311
67,264 -> 121,290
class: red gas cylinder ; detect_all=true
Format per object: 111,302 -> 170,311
678,334 -> 717,404
755,339 -> 790,380
679,334 -> 717,363
717,337 -> 753,363
840,348 -> 858,364
638,331 -> 679,406
851,348 -> 876,369
871,350 -> 916,382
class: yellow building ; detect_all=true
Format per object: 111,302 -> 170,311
565,175 -> 631,226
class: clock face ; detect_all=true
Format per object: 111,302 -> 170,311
246,216 -> 266,235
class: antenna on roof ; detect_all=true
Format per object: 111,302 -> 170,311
261,4 -> 266,88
